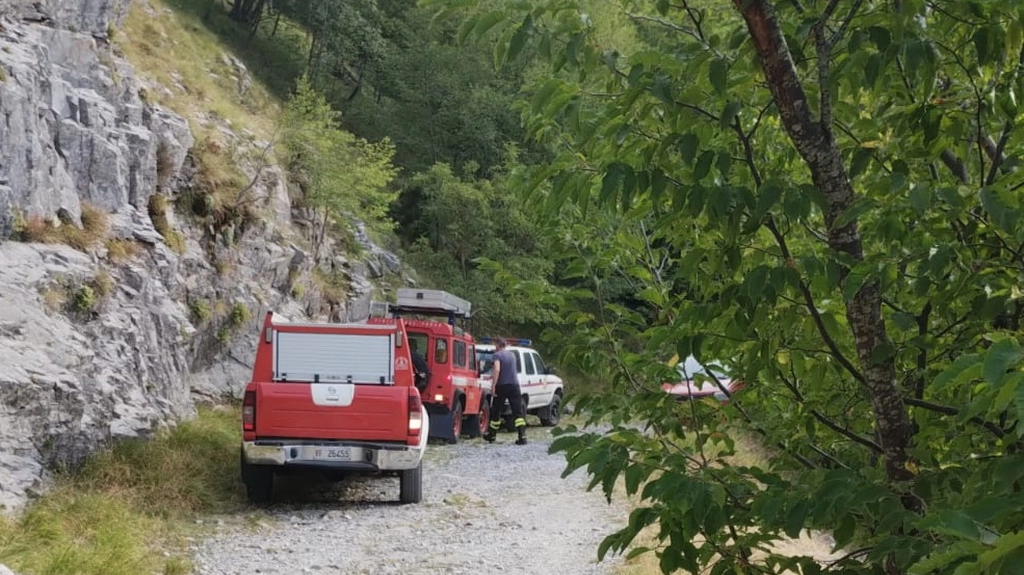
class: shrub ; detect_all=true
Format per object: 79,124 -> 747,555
190,300 -> 212,324
228,303 -> 251,327
71,285 -> 96,313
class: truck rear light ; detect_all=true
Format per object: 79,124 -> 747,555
242,390 -> 256,432
433,394 -> 444,403
408,388 -> 422,436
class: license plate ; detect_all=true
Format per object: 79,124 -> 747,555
312,447 -> 353,461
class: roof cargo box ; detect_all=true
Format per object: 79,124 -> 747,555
395,288 -> 471,317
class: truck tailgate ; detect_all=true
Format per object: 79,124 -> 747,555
255,383 -> 407,441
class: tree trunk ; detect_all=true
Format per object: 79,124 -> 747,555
733,0 -> 919,519
271,11 -> 282,37
248,0 -> 266,36
229,0 -> 256,22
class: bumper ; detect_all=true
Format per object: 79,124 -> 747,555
242,440 -> 424,471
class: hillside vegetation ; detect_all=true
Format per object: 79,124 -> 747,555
0,407 -> 243,575
5,0 -> 1024,574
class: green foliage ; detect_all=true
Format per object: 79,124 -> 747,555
229,302 -> 251,327
445,0 -> 1024,573
190,300 -> 212,324
281,75 -> 398,233
71,285 -> 96,313
399,160 -> 558,334
0,406 -> 244,575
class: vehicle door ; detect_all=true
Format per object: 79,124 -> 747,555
530,351 -> 554,405
521,351 -> 540,409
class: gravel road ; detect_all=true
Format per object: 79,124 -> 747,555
192,426 -> 627,575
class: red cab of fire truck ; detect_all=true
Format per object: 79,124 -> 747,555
369,289 -> 490,443
239,311 -> 429,504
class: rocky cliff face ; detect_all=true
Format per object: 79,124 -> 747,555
0,0 -> 404,512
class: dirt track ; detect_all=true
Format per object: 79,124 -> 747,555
192,425 -> 627,575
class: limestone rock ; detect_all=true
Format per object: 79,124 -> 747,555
0,0 -> 130,36
0,18 -> 190,227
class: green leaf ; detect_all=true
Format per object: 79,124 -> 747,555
709,58 -> 728,96
693,150 -> 715,181
601,163 -> 627,205
1016,380 -> 1024,432
650,168 -> 668,204
983,338 -> 1022,387
720,101 -> 741,129
678,134 -> 700,165
470,11 -> 506,42
833,515 -> 856,550
973,25 -> 1004,66
909,184 -> 931,215
506,14 -> 534,65
626,546 -> 652,560
849,147 -> 874,179
785,500 -> 810,538
651,74 -> 674,106
971,531 -> 1024,574
834,197 -> 876,228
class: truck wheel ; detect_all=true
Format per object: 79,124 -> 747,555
400,461 -> 423,504
465,396 -> 489,439
243,464 -> 274,504
539,393 -> 563,427
449,401 -> 463,444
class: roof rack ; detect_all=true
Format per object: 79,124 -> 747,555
477,336 -> 533,347
376,288 -> 473,328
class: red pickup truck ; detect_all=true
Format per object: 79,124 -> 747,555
239,311 -> 429,504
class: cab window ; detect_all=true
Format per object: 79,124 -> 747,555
435,338 -> 449,364
408,332 -> 429,362
524,353 -> 537,376
453,340 -> 467,368
531,352 -> 546,374
467,345 -> 477,371
511,350 -> 522,373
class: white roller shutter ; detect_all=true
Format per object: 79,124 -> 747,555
273,331 -> 395,384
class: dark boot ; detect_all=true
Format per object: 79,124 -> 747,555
515,426 -> 527,445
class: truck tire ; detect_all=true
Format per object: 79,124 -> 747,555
400,461 -> 423,504
465,395 -> 490,439
539,392 -> 563,427
448,401 -> 463,444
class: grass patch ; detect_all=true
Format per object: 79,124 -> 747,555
115,0 -> 289,213
313,268 -> 347,306
0,405 -> 245,575
105,238 -> 144,263
14,202 -> 110,251
147,193 -> 187,254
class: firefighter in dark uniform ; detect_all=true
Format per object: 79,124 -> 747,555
483,337 -> 527,445
409,338 -> 430,392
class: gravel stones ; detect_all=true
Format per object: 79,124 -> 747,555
192,431 -> 627,575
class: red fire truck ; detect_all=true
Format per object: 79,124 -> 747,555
370,289 -> 490,444
239,311 -> 429,504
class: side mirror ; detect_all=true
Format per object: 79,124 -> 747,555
546,366 -> 556,375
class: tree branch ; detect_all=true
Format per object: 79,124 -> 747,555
780,368 -> 882,453
903,397 -> 1009,439
765,216 -> 866,384
984,122 -> 1012,186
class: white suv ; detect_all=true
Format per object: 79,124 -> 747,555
475,339 -> 564,426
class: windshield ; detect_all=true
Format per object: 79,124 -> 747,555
676,355 -> 729,381
476,349 -> 494,374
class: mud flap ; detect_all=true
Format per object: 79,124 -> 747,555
425,406 -> 457,443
